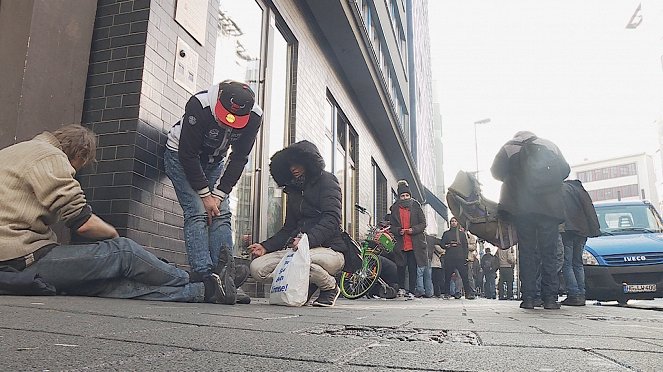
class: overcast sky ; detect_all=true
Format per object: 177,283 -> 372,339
428,0 -> 663,200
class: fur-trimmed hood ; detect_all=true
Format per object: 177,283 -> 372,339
269,140 -> 326,188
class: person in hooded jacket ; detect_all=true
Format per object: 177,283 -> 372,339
248,141 -> 347,307
440,217 -> 476,299
389,181 -> 430,297
491,131 -> 570,310
560,179 -> 600,306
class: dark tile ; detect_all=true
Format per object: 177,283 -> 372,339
119,1 -> 133,13
101,106 -> 139,121
131,9 -> 150,21
105,95 -> 122,109
111,199 -> 131,213
113,171 -> 133,185
107,59 -> 128,72
84,97 -> 106,111
94,15 -> 114,28
119,119 -> 138,132
87,72 -> 113,87
100,146 -> 117,160
94,185 -> 133,200
157,223 -> 181,239
109,23 -> 131,37
92,27 -> 109,41
89,200 -> 111,214
110,32 -> 147,48
91,38 -> 111,52
95,159 -> 134,173
130,21 -> 148,33
126,56 -> 144,68
105,81 -> 142,95
85,86 -> 106,99
112,71 -> 126,83
99,132 -> 135,147
163,211 -> 182,227
133,0 -> 150,11
82,110 -> 103,123
96,4 -> 120,18
88,62 -> 108,74
111,46 -> 128,59
116,145 -> 136,159
127,45 -> 145,58
132,173 -> 156,191
122,93 -> 140,106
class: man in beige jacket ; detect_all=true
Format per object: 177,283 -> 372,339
0,125 -> 232,304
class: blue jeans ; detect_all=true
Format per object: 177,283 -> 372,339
164,149 -> 232,274
515,216 -> 560,302
416,264 -> 433,297
23,238 -> 204,302
562,233 -> 587,296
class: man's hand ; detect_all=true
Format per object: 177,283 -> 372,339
406,228 -> 413,235
248,243 -> 267,258
202,195 -> 221,223
399,229 -> 405,236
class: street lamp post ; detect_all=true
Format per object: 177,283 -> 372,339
473,118 -> 491,182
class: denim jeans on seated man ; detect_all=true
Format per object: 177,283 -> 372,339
415,265 -> 433,297
164,149 -> 233,275
515,216 -> 560,302
250,247 -> 344,292
562,233 -> 587,297
22,237 -> 205,302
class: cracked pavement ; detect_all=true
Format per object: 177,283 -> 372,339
1,296 -> 662,371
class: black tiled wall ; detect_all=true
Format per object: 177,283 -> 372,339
81,0 -> 217,266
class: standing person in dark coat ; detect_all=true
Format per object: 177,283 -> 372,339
491,131 -> 570,310
248,141 -> 346,307
389,180 -> 429,297
440,217 -> 476,299
481,247 -> 499,299
560,180 -> 601,306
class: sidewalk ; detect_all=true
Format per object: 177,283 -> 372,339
1,295 -> 662,371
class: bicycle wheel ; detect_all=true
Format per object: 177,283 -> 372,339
340,252 -> 381,299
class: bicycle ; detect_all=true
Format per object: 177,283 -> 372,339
339,205 -> 397,299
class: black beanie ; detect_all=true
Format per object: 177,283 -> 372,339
397,180 -> 411,196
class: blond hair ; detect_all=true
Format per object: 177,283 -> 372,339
52,124 -> 97,167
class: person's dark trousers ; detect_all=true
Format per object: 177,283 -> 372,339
397,265 -> 406,290
483,271 -> 496,298
515,216 -> 560,302
444,257 -> 474,296
368,256 -> 399,296
404,250 -> 417,293
498,267 -> 514,299
432,267 -> 445,296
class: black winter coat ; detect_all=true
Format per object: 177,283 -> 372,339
562,180 -> 601,238
491,131 -> 570,223
261,141 -> 346,256
389,199 -> 428,267
440,227 -> 468,261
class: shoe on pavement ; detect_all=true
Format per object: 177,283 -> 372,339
520,298 -> 535,309
561,295 -> 586,306
235,288 -> 251,304
543,300 -> 561,310
233,264 -> 250,288
313,285 -> 341,307
203,273 -> 236,305
454,293 -> 462,299
465,294 -> 476,300
533,298 -> 544,307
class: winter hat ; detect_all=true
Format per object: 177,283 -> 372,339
397,180 -> 411,196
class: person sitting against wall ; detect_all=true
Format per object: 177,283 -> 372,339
0,125 -> 231,304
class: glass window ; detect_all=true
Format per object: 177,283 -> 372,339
214,0 -> 264,254
373,160 -> 387,222
265,20 -> 291,239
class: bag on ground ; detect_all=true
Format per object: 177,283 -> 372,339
446,171 -> 517,249
269,233 -> 311,306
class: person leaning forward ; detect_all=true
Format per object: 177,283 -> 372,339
0,125 -> 232,304
164,80 -> 263,304
248,140 -> 346,307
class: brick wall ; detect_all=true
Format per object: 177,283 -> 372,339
81,0 -> 218,265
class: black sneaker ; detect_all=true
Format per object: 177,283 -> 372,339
212,247 -> 237,305
543,300 -> 561,310
465,293 -> 476,300
307,283 -> 319,304
520,298 -> 535,309
203,273 -> 235,305
312,285 -> 341,307
234,264 -> 250,288
235,288 -> 251,304
561,295 -> 585,306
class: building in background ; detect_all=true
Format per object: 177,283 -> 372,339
571,154 -> 659,209
0,0 -> 444,271
431,81 -> 446,235
406,0 -> 446,233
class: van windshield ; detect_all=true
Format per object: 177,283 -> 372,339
595,204 -> 663,235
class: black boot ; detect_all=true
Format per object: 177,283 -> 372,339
211,247 -> 236,305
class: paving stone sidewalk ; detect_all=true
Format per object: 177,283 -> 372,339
1,296 -> 662,371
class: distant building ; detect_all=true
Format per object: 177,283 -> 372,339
571,154 -> 659,210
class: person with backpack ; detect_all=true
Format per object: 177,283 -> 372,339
560,180 -> 601,306
491,131 -> 570,310
497,247 -> 516,300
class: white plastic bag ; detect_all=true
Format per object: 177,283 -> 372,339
269,233 -> 311,306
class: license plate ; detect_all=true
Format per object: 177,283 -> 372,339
623,284 -> 657,293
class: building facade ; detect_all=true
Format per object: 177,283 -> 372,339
571,154 -> 659,209
0,0 -> 444,268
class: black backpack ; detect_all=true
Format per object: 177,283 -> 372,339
518,137 -> 563,194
